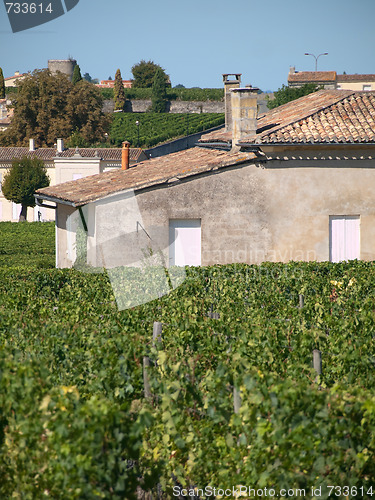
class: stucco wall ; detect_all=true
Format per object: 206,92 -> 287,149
337,82 -> 374,91
56,157 -> 375,268
56,203 -> 77,268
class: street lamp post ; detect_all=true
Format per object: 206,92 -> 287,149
304,52 -> 328,72
135,120 -> 140,147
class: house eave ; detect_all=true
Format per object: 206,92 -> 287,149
240,142 -> 375,151
34,193 -> 78,208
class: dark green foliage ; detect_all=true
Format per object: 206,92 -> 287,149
66,129 -> 90,148
131,60 -> 169,88
0,67 -> 5,99
66,80 -> 110,144
267,83 -> 322,109
1,157 -> 49,221
151,67 -> 167,113
113,68 -> 126,111
3,86 -> 17,96
101,87 -> 224,101
0,69 -> 108,147
83,72 -> 97,83
109,112 -> 225,147
71,64 -> 82,85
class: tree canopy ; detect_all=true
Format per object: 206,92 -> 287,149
0,68 -> 5,99
267,83 -> 322,109
2,157 -> 50,221
0,69 -> 108,147
71,64 -> 82,85
131,60 -> 169,88
151,67 -> 167,113
113,68 -> 126,111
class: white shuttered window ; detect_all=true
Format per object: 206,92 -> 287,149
169,219 -> 201,267
329,216 -> 360,262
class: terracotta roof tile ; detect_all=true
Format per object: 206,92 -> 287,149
36,147 -> 256,206
337,74 -> 375,82
0,147 -> 56,161
238,90 -> 375,145
288,71 -> 337,82
0,147 -> 145,162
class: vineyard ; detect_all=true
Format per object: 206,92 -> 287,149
0,223 -> 374,498
0,221 -> 55,268
109,112 -> 225,148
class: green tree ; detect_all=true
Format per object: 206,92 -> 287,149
0,69 -> 108,147
113,68 -> 126,111
66,80 -> 110,144
2,157 -> 49,221
83,72 -> 92,83
72,64 -> 82,85
267,83 -> 321,109
131,60 -> 169,88
151,67 -> 167,113
0,67 -> 5,99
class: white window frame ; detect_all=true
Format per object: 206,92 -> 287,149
169,219 -> 201,267
329,215 -> 360,262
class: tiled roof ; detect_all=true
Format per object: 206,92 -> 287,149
288,71 -> 337,82
201,90 -> 375,146
36,147 -> 256,206
58,148 -> 144,161
4,73 -> 26,81
198,127 -> 230,144
337,74 -> 375,82
241,90 -> 375,145
0,147 -> 144,162
0,147 -> 57,161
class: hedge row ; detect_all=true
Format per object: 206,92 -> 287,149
100,87 -> 224,102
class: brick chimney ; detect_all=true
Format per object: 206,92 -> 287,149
57,138 -> 64,153
122,141 -> 130,170
231,85 -> 259,147
223,74 -> 241,131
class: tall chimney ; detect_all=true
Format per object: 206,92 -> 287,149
57,138 -> 64,153
122,141 -> 130,170
29,138 -> 35,151
222,74 -> 242,131
231,86 -> 259,147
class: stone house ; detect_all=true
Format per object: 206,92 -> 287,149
4,71 -> 26,88
0,140 -> 146,221
35,80 -> 375,269
288,67 -> 375,91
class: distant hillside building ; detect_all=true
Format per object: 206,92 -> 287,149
97,79 -> 132,89
48,59 -> 77,81
4,71 -> 26,87
288,67 -> 375,91
0,99 -> 13,131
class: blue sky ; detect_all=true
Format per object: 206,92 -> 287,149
0,0 -> 374,91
